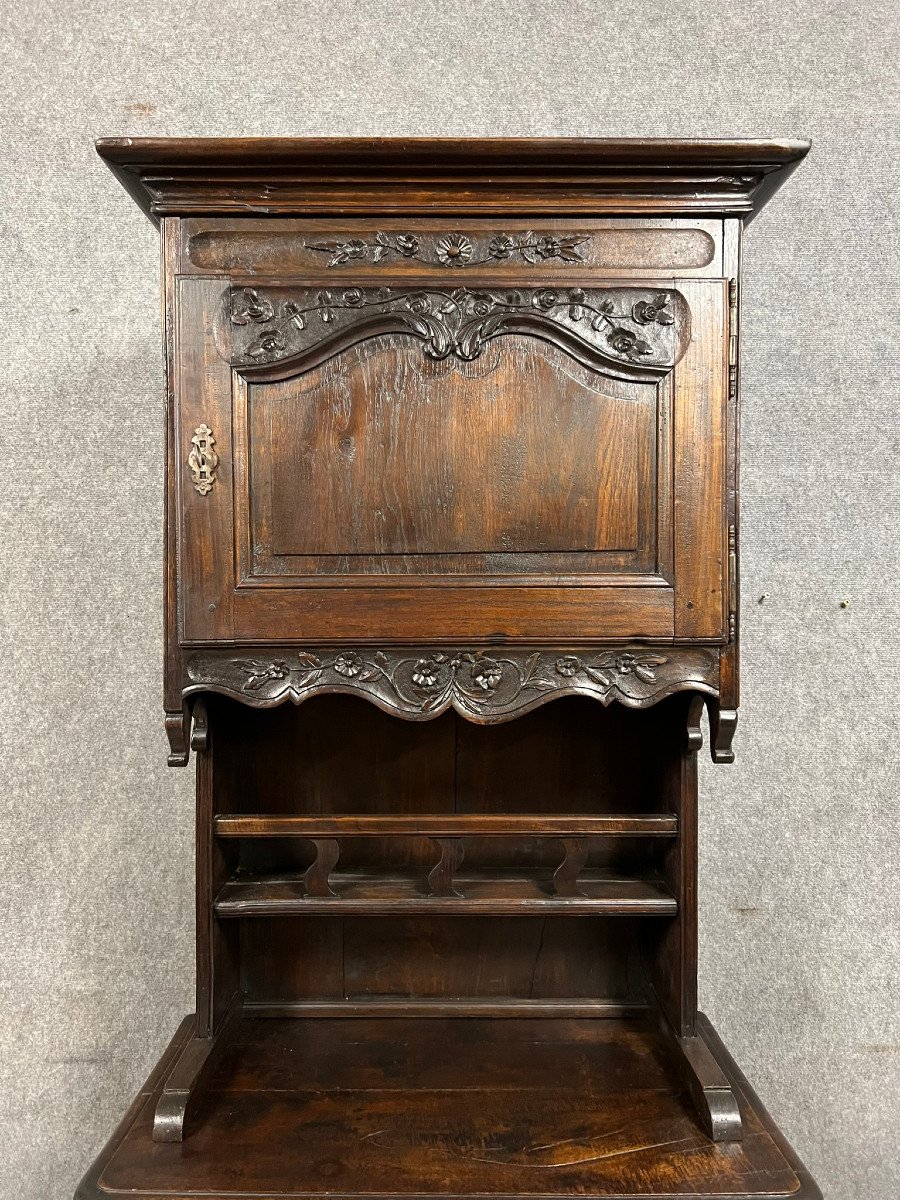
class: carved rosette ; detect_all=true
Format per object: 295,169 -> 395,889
220,285 -> 690,376
184,646 -> 719,723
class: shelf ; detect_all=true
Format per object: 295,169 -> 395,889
214,813 -> 678,837
214,869 -> 676,916
87,1014 -> 808,1200
244,997 -> 647,1018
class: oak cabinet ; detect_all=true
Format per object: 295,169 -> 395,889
77,139 -> 819,1200
174,224 -> 727,646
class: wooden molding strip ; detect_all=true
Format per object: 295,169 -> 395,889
213,813 -> 678,838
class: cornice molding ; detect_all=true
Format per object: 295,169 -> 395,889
96,137 -> 810,224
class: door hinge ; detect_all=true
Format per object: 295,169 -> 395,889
728,279 -> 738,402
728,524 -> 737,642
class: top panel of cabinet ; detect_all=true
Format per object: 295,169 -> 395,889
97,137 -> 809,224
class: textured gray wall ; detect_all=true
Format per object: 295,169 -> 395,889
1,2 -> 897,1198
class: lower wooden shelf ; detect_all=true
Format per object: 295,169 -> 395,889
78,1013 -> 821,1200
214,870 -> 677,915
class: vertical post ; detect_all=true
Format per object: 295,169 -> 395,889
648,693 -> 701,1036
194,697 -> 239,1038
154,695 -> 241,1142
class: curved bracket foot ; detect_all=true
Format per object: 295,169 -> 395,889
708,704 -> 738,764
164,708 -> 190,767
165,699 -> 209,768
659,1017 -> 743,1142
152,1001 -> 240,1142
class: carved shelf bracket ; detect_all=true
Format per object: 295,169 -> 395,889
184,646 -> 720,724
188,424 -> 219,496
305,230 -> 588,269
427,838 -> 466,898
153,997 -> 241,1143
190,697 -> 209,754
685,695 -> 738,764
660,1016 -> 743,1143
221,284 -> 691,376
552,838 -> 590,898
303,839 -> 341,898
164,708 -> 190,768
709,704 -> 738,765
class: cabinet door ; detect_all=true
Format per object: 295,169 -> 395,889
174,238 -> 727,646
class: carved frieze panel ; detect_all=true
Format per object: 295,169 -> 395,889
219,285 -> 691,376
184,645 -> 719,723
305,230 -> 588,268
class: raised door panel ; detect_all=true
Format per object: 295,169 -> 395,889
241,338 -> 661,579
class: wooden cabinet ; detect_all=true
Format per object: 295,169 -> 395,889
79,139 -> 819,1200
172,226 -> 725,646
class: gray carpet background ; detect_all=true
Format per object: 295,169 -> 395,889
0,2 -> 897,1198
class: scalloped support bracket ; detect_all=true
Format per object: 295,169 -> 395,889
686,695 -> 737,763
164,698 -> 209,767
660,1015 -> 744,1142
152,995 -> 240,1142
164,707 -> 190,767
708,702 -> 738,764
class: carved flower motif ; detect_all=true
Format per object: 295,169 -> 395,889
471,659 -> 503,692
247,330 -> 287,358
632,295 -> 675,326
533,288 -> 560,311
342,288 -> 365,307
613,652 -> 667,683
406,292 -> 432,314
334,239 -> 368,263
534,235 -> 562,259
242,660 -> 291,690
395,233 -> 420,257
334,652 -> 363,678
231,288 -> 274,325
568,287 -> 587,321
489,234 -> 517,260
607,327 -> 653,358
435,234 -> 473,266
411,659 -> 441,689
555,655 -> 581,678
469,292 -> 495,317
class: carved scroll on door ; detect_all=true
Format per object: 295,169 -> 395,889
218,285 -> 691,378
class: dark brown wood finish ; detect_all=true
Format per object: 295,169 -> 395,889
86,138 -> 817,1200
78,1014 -> 820,1200
96,137 -> 810,222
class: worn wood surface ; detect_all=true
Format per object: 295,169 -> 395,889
213,814 -> 679,836
96,136 -> 810,223
181,217 -> 724,278
82,136 -> 819,1199
245,338 -> 660,568
214,870 -> 677,916
86,1014 -> 817,1199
